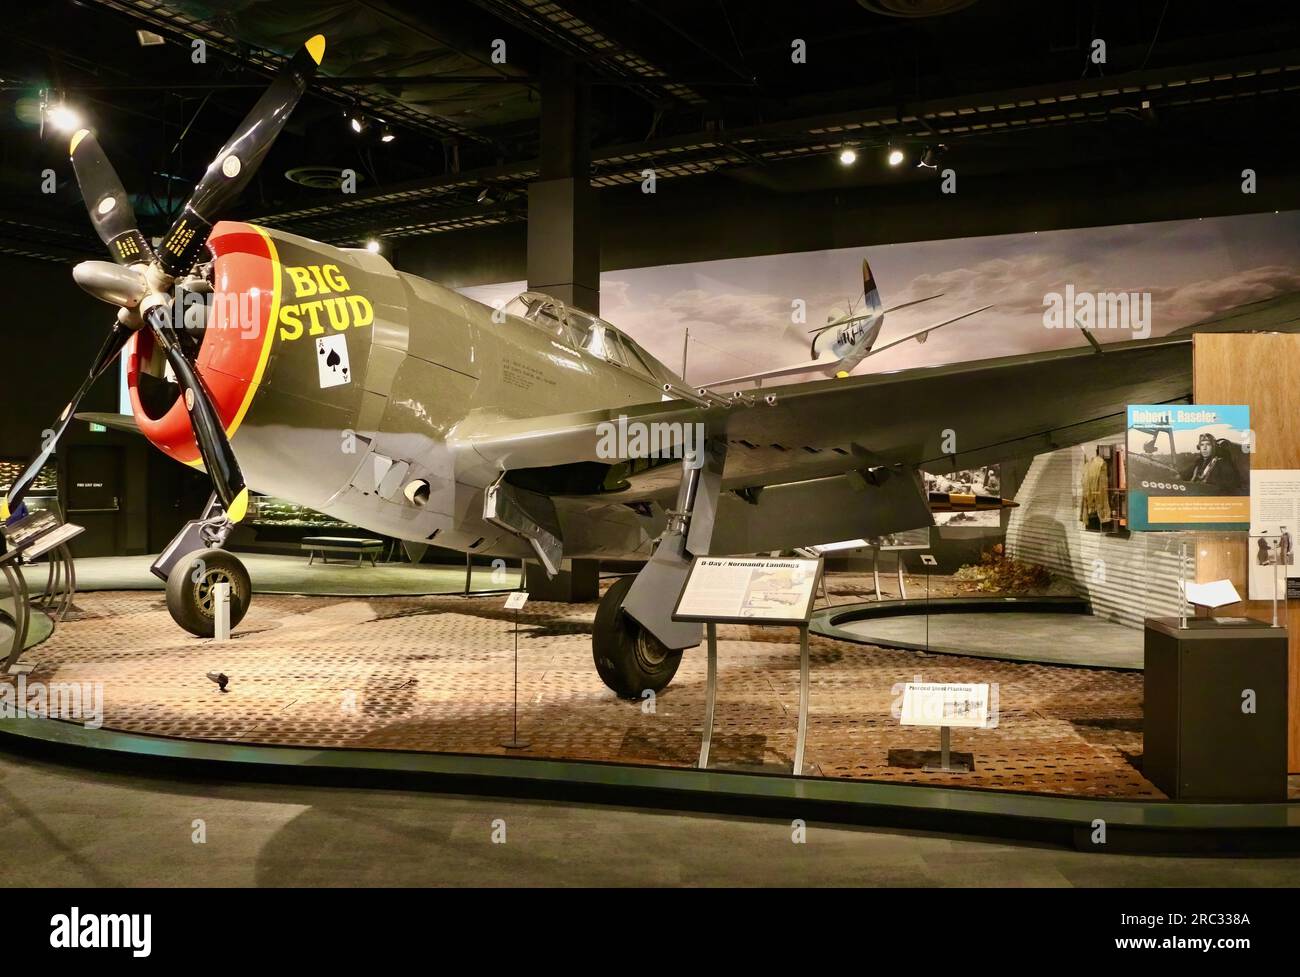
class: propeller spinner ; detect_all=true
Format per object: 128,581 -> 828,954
1,35 -> 325,526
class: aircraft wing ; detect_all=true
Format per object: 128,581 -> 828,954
460,334 -> 1192,500
862,304 -> 993,356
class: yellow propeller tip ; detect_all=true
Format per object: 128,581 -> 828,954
227,488 -> 250,525
70,128 -> 90,155
836,370 -> 850,378
0,498 -> 9,521
305,34 -> 326,65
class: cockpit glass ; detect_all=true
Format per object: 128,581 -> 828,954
502,292 -> 575,343
500,291 -> 660,378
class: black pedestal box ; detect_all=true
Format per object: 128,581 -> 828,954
1143,617 -> 1288,801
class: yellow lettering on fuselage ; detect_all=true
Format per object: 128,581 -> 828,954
277,263 -> 374,341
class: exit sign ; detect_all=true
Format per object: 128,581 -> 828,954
88,422 -> 106,433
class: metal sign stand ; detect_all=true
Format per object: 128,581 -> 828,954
501,593 -> 530,750
922,725 -> 970,773
213,582 -> 231,643
1,532 -> 81,674
920,553 -> 937,652
676,555 -> 822,777
698,621 -> 811,775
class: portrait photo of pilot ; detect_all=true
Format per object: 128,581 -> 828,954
1179,433 -> 1246,494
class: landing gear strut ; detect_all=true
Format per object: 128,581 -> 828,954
591,437 -> 727,698
153,493 -> 251,637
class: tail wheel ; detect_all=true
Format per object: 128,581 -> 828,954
165,549 -> 251,638
592,575 -> 682,698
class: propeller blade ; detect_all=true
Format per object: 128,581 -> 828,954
73,260 -> 146,309
156,34 -> 326,277
69,129 -> 154,266
2,320 -> 131,521
143,306 -> 250,523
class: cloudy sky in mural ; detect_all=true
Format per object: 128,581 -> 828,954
458,211 -> 1300,385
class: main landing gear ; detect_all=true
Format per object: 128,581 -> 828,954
591,437 -> 727,699
153,493 -> 251,638
166,549 -> 251,638
592,575 -> 681,698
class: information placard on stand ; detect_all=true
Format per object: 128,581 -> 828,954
0,511 -> 84,672
673,556 -> 822,774
890,681 -> 994,773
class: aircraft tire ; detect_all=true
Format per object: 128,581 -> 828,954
592,574 -> 682,699
166,548 -> 251,638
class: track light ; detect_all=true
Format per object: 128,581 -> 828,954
476,186 -> 495,205
346,109 -> 368,134
838,146 -> 857,166
380,124 -> 395,143
45,100 -> 82,134
365,238 -> 381,253
916,144 -> 947,169
887,146 -> 905,167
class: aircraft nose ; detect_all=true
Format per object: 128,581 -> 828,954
126,222 -> 277,466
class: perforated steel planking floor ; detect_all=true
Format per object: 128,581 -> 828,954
3,581 -> 1170,799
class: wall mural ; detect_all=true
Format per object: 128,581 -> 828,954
457,210 -> 1300,388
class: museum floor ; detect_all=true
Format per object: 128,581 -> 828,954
6,751 -> 1300,887
2,574 -> 1235,801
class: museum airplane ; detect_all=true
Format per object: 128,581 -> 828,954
2,34 -> 1195,697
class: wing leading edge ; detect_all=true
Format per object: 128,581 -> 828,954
459,334 -> 1193,494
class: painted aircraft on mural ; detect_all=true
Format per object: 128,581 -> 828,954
704,258 -> 993,387
2,35 -> 1195,697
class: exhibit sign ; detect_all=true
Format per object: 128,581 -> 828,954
673,556 -> 821,625
899,682 -> 993,729
504,591 -> 529,610
1248,470 -> 1300,599
1125,405 -> 1251,531
872,528 -> 931,550
924,466 -> 1001,527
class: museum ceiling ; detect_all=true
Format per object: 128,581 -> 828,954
3,0 -> 1300,259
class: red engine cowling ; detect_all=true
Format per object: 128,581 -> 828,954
126,221 -> 279,467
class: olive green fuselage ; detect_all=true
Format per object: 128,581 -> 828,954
214,225 -> 669,560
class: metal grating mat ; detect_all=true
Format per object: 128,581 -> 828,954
0,588 -> 1194,799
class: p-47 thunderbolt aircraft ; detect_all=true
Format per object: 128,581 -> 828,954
3,35 -> 1193,698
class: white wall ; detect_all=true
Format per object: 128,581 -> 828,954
1005,442 -> 1184,629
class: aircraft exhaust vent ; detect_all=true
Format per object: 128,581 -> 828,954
403,479 -> 430,507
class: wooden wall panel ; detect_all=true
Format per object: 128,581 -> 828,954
1193,333 -> 1300,770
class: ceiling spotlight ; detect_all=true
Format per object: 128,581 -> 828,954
887,146 -> 905,167
476,186 -> 495,205
347,110 -> 368,134
379,124 -> 396,143
838,146 -> 858,166
916,144 -> 947,169
365,238 -> 381,253
45,103 -> 83,134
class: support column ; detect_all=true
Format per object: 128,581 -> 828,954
527,56 -> 600,601
527,56 -> 599,314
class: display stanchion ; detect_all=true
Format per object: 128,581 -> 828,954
919,553 -> 939,651
501,590 -> 530,750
